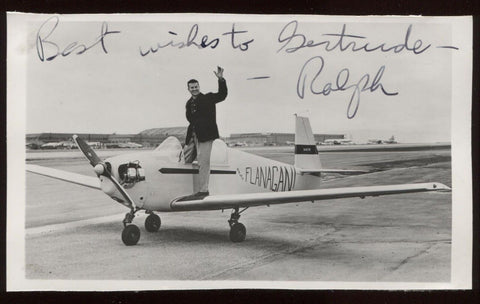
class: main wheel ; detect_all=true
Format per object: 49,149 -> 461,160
229,223 -> 246,243
122,224 -> 141,246
145,214 -> 161,232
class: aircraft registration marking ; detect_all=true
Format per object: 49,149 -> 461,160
240,166 -> 296,192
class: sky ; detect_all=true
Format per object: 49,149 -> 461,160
20,14 -> 458,143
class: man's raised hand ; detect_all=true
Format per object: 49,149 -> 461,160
214,66 -> 224,79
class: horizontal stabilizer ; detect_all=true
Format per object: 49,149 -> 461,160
26,164 -> 101,190
298,168 -> 368,175
170,182 -> 451,211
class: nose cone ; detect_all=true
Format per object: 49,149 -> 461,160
94,164 -> 104,175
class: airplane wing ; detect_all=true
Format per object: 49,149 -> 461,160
26,164 -> 101,190
170,182 -> 450,211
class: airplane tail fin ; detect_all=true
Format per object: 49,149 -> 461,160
294,116 -> 368,176
294,115 -> 322,170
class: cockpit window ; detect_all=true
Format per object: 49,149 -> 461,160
118,161 -> 145,184
118,164 -> 128,181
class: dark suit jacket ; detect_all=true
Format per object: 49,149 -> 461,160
185,78 -> 227,144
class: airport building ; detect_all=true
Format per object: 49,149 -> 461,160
27,133 -> 111,143
26,133 -> 113,149
26,127 -> 188,149
227,132 -> 345,146
26,128 -> 344,149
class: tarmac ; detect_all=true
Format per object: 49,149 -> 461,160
24,145 -> 451,286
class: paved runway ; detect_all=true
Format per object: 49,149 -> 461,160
25,146 -> 451,283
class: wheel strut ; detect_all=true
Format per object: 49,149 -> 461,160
228,207 -> 248,243
123,207 -> 139,227
121,207 -> 142,246
228,207 -> 239,227
228,207 -> 248,227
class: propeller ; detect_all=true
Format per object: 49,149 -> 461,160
73,135 -> 137,210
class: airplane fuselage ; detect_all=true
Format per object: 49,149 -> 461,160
101,140 -> 322,212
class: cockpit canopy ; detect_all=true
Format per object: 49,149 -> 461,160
155,136 -> 229,165
154,136 -> 184,163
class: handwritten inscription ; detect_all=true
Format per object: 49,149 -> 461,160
297,56 -> 398,118
36,16 -> 120,61
241,166 -> 296,192
139,23 -> 254,56
278,21 -> 431,54
34,17 -> 458,61
34,17 -> 458,119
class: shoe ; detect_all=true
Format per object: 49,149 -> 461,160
194,191 -> 209,199
176,191 -> 209,202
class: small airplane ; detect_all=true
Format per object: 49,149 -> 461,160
384,136 -> 398,144
40,141 -> 77,149
227,142 -> 248,147
26,116 -> 450,246
367,136 -> 397,145
40,142 -> 64,149
323,138 -> 353,145
117,142 -> 143,149
86,141 -> 102,148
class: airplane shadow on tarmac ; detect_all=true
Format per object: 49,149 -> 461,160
87,220 -> 331,249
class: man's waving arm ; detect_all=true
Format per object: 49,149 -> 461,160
212,66 -> 227,103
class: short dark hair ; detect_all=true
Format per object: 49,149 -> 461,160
187,79 -> 198,86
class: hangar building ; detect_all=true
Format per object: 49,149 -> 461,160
227,132 -> 345,146
26,128 -> 344,149
26,127 -> 187,149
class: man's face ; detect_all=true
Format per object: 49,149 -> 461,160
188,82 -> 200,97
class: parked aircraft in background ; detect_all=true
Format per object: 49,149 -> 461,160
40,142 -> 64,149
323,138 -> 353,145
26,116 -> 449,246
368,136 -> 398,145
86,141 -> 102,149
384,136 -> 398,144
118,142 -> 143,148
228,142 -> 248,147
40,141 -> 76,149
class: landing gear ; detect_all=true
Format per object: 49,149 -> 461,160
230,223 -> 246,243
228,207 -> 248,243
120,209 -> 162,245
121,208 -> 140,246
122,224 -> 140,246
145,213 -> 161,232
122,209 -> 137,227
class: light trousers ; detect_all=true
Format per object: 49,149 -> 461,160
183,132 -> 213,193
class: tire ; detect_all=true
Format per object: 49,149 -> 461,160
145,214 -> 161,232
122,224 -> 141,246
229,223 -> 246,243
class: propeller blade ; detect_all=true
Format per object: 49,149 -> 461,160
107,174 -> 138,210
72,135 -> 137,210
73,135 -> 102,167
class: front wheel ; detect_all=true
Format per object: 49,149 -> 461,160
229,223 -> 246,243
122,224 -> 141,246
145,214 -> 161,232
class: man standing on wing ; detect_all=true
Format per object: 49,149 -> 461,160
182,66 -> 228,200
